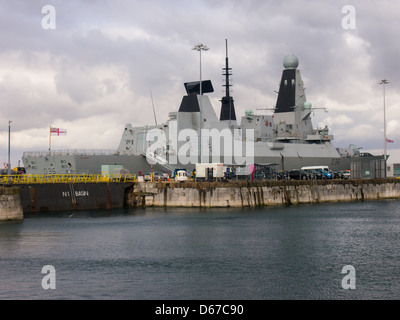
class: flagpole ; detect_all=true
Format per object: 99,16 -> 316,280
49,125 -> 51,152
379,79 -> 390,178
7,120 -> 12,175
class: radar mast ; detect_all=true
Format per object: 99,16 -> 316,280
219,39 -> 236,123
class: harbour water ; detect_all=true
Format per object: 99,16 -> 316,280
0,200 -> 399,300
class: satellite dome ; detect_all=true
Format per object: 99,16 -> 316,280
245,109 -> 254,116
304,101 -> 312,109
283,55 -> 299,69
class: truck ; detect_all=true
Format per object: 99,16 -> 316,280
195,163 -> 225,181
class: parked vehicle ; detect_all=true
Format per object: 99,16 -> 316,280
342,170 -> 351,179
276,171 -> 288,180
175,170 -> 188,182
302,166 -> 332,179
288,169 -> 310,180
333,170 -> 351,179
308,170 -> 324,180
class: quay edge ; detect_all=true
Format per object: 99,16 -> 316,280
5,179 -> 400,214
14,182 -> 134,213
0,187 -> 24,221
126,179 -> 400,208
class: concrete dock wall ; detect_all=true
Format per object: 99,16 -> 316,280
128,179 -> 400,208
0,187 -> 24,221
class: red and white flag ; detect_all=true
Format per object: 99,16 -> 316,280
50,127 -> 67,136
386,139 -> 394,143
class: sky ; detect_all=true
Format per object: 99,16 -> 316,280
1,0 -> 400,168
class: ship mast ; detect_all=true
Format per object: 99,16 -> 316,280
219,39 -> 236,124
223,39 -> 231,99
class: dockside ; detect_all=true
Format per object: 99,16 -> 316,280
0,186 -> 24,221
1,174 -> 134,214
2,174 -> 400,217
127,179 -> 400,208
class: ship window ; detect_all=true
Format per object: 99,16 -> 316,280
284,80 -> 288,86
291,79 -> 295,86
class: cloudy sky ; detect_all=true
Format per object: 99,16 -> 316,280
1,0 -> 399,168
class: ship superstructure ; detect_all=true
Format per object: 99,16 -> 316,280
22,43 -> 379,175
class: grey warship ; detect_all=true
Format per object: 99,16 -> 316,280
22,44 -> 382,176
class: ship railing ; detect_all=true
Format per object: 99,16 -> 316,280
22,149 -> 120,157
0,174 -> 136,184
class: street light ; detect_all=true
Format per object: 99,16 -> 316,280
379,79 -> 390,177
192,43 -> 209,163
7,120 -> 12,175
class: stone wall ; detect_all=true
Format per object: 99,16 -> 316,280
0,187 -> 24,221
127,179 -> 400,208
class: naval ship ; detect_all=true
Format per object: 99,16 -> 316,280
22,43 -> 382,176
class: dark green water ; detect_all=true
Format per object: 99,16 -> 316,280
1,200 -> 399,299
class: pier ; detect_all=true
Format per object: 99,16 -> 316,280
127,179 -> 400,208
2,174 -> 400,215
1,174 -> 135,214
0,187 -> 23,221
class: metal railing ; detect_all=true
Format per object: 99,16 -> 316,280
0,174 -> 136,184
22,149 -> 121,157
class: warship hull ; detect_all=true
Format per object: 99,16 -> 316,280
22,151 -> 166,175
22,144 -> 352,175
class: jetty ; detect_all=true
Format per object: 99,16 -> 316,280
2,174 -> 400,220
126,179 -> 400,208
0,186 -> 24,221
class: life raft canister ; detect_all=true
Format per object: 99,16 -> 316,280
265,121 -> 269,126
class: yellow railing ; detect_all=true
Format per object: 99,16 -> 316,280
0,174 -> 136,184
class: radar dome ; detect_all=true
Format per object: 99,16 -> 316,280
304,101 -> 312,109
245,109 -> 254,116
283,55 -> 299,69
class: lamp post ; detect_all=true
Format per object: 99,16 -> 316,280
192,43 -> 209,163
7,120 -> 12,175
379,79 -> 390,177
